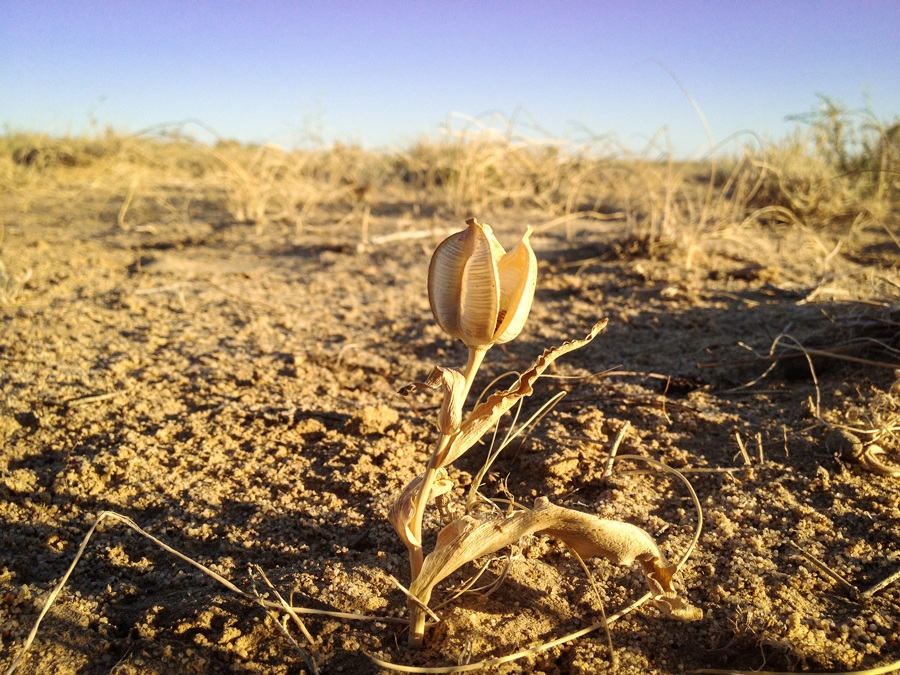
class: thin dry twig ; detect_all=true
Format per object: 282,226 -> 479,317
568,547 -> 617,669
734,431 -> 752,466
57,391 -> 122,407
601,420 -> 630,481
6,514 -> 107,675
787,540 -> 860,600
387,575 -> 442,624
432,555 -> 511,609
701,304 -> 900,377
466,390 -> 567,512
862,566 -> 900,598
248,565 -> 319,674
249,564 -> 316,645
4,510 -> 400,675
612,454 -> 703,572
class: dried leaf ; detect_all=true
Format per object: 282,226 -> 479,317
439,319 -> 608,468
536,499 -> 702,620
388,468 -> 454,549
399,366 -> 467,434
409,496 -> 701,620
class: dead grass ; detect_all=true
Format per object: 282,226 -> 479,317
2,99 -> 897,258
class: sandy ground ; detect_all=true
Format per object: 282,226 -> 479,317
1,182 -> 898,674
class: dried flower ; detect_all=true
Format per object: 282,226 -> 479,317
428,218 -> 537,349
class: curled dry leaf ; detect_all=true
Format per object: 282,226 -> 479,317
389,468 -> 454,549
828,428 -> 900,477
437,319 -> 608,468
538,500 -> 703,620
409,496 -> 702,623
858,444 -> 900,476
398,365 -> 467,435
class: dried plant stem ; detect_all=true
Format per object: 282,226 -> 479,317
406,435 -> 453,578
735,431 -> 752,466
249,564 -> 316,645
864,566 -> 900,597
407,345 -> 488,646
248,565 -> 320,674
58,391 -> 122,407
602,420 -> 631,480
788,540 -> 900,599
568,547 -> 616,668
787,540 -> 859,600
6,514 -> 105,675
117,178 -> 138,230
460,346 -> 489,414
387,575 -> 442,624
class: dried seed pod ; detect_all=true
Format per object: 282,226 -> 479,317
428,219 -> 537,349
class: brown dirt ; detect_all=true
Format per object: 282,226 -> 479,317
1,185 -> 899,674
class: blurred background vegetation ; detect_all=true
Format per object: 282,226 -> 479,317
1,96 -> 897,275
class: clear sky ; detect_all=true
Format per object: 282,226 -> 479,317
2,1 -> 898,157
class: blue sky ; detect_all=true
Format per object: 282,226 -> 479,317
2,1 -> 898,156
